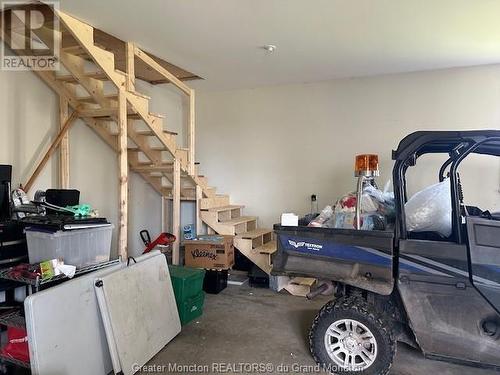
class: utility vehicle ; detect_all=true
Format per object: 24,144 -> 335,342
272,131 -> 500,374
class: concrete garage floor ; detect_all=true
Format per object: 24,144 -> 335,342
142,285 -> 497,375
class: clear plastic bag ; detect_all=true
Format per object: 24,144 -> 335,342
308,205 -> 333,227
405,179 -> 452,237
363,185 -> 396,219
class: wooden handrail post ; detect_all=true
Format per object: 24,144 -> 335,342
188,89 -> 195,175
196,185 -> 202,235
172,158 -> 181,265
126,42 -> 135,92
24,111 -> 78,192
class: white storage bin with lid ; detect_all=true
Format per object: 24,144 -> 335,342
25,225 -> 113,267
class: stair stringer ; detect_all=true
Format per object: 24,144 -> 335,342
200,210 -> 275,274
233,237 -> 272,274
57,10 -> 214,198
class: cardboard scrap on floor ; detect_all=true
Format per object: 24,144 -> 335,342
274,276 -> 317,297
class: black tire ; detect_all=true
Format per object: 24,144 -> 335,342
309,296 -> 396,375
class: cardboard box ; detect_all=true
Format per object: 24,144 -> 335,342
184,235 -> 234,269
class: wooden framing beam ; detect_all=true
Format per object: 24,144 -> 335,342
117,90 -> 128,260
196,184 -> 202,235
126,42 -> 135,92
172,158 -> 181,265
24,111 -> 78,192
59,96 -> 70,188
161,196 -> 168,233
188,89 -> 195,175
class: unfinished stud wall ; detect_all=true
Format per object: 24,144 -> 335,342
196,64 -> 500,228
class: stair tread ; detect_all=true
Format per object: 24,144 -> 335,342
135,129 -> 178,136
77,93 -> 118,103
130,165 -> 174,171
202,194 -> 229,199
149,112 -> 166,119
256,240 -> 277,254
55,69 -> 127,83
91,113 -> 158,120
128,112 -> 165,120
206,205 -> 244,212
236,228 -> 272,239
219,216 -> 257,225
129,91 -> 151,100
79,93 -> 152,104
128,160 -> 191,167
61,45 -> 87,55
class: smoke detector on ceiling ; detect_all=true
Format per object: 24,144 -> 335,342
261,44 -> 277,53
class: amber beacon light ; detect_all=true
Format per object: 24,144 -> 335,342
355,154 -> 380,177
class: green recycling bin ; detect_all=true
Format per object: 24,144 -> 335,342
168,265 -> 206,325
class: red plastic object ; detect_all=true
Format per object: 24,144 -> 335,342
142,232 -> 176,254
1,327 -> 29,363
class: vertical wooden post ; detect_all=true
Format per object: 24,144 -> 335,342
161,196 -> 166,232
118,90 -> 128,260
187,89 -> 195,175
126,42 -> 135,92
196,185 -> 202,235
172,158 -> 181,265
59,96 -> 70,188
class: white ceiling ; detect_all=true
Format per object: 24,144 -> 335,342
58,0 -> 500,90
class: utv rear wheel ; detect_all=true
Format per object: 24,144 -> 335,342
309,297 -> 395,375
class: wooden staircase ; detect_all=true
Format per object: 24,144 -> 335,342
1,5 -> 276,273
200,200 -> 276,274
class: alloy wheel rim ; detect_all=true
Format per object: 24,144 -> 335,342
324,318 -> 378,371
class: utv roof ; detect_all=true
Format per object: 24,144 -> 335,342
392,130 -> 500,160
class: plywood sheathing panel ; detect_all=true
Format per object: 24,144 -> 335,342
62,29 -> 201,84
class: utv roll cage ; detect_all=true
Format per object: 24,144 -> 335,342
392,130 -> 500,243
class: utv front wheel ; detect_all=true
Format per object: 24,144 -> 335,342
309,297 -> 395,375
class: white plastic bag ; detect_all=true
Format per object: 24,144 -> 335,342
405,179 -> 452,237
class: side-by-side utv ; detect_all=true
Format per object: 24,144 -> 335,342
272,131 -> 500,374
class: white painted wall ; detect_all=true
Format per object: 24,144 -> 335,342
196,65 -> 500,228
1,64 -> 499,260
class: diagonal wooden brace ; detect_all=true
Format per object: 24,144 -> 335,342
24,111 -> 78,192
